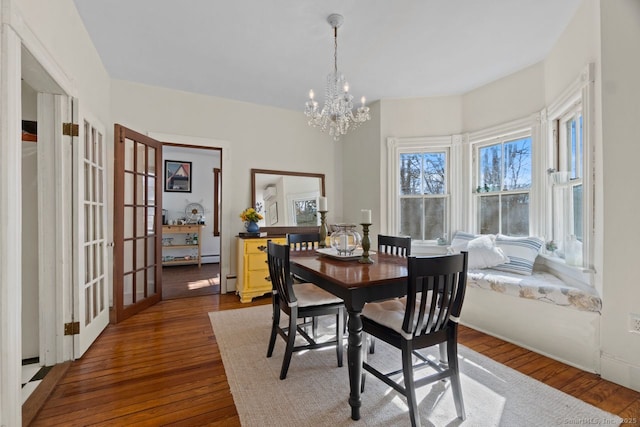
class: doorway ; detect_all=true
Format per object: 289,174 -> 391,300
161,144 -> 222,299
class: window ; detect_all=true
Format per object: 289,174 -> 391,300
550,107 -> 584,254
544,64 -> 594,274
399,151 -> 449,241
475,135 -> 532,236
388,136 -> 453,244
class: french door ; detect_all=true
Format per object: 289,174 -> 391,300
113,124 -> 163,323
72,104 -> 111,357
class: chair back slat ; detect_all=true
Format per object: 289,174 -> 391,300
378,234 -> 411,257
402,253 -> 468,338
287,233 -> 321,251
267,241 -> 297,306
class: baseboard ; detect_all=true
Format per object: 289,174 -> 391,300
600,354 -> 640,393
23,361 -> 71,426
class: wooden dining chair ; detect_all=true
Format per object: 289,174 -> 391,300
266,241 -> 344,380
360,252 -> 468,427
367,234 -> 412,354
287,232 -> 324,334
378,234 -> 412,256
287,232 -> 321,251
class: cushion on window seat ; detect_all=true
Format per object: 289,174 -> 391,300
466,268 -> 602,313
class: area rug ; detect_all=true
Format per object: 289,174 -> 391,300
209,306 -> 621,426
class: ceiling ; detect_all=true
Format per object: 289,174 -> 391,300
73,0 -> 581,112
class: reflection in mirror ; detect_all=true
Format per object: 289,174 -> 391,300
251,169 -> 325,228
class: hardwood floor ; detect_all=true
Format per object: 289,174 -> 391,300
162,263 -> 220,300
29,293 -> 640,426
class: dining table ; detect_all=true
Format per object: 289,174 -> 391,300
289,250 -> 409,421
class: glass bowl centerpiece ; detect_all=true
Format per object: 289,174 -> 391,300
330,224 -> 361,256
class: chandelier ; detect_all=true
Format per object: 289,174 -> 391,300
304,14 -> 370,141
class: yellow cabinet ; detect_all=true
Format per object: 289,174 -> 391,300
236,237 -> 286,303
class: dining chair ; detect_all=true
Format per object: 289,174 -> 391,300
360,252 -> 468,427
378,234 -> 412,256
266,241 -> 345,380
367,234 -> 412,354
287,232 -> 321,251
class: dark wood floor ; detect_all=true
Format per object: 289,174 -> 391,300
28,293 -> 640,426
162,263 -> 220,299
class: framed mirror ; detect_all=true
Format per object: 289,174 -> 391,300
251,168 -> 325,233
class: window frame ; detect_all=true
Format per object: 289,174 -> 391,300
474,132 -> 533,236
545,64 -> 598,278
468,119 -> 536,236
387,136 -> 459,247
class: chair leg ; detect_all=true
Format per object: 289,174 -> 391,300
447,339 -> 465,420
369,335 -> 376,354
438,342 -> 448,370
361,338 -> 368,393
343,307 -> 348,333
401,341 -> 421,427
312,316 -> 318,339
279,314 -> 297,380
336,310 -> 343,367
267,304 -> 280,358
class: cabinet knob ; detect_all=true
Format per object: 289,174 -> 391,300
265,276 -> 271,282
257,245 -> 267,251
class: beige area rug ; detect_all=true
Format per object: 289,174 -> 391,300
209,306 -> 621,427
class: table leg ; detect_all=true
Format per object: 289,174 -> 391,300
347,308 -> 363,420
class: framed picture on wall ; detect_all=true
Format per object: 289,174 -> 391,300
165,160 -> 192,192
269,202 -> 278,225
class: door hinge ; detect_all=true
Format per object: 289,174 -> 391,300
64,321 -> 80,335
62,123 -> 79,137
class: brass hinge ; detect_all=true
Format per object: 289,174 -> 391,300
64,321 -> 80,335
62,123 -> 79,137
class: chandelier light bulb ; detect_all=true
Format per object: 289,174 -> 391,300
343,82 -> 349,93
309,89 -> 315,100
361,96 -> 366,106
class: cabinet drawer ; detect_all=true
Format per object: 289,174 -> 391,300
244,238 -> 285,254
247,253 -> 268,270
247,270 -> 272,291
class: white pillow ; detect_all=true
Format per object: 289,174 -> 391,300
461,234 -> 509,269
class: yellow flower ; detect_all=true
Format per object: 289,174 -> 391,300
240,207 -> 263,222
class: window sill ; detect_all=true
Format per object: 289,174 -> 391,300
411,243 -> 449,256
538,253 -> 594,289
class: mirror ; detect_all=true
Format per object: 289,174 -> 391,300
251,168 -> 325,230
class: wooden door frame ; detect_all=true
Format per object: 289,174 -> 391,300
148,132 -> 231,291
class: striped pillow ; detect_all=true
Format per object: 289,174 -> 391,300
492,234 -> 543,275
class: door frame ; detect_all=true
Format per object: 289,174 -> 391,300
1,3 -> 77,424
148,132 -> 232,292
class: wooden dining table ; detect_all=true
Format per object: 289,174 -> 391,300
289,250 -> 408,421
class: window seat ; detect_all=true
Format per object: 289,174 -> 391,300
466,268 -> 602,313
460,266 -> 601,374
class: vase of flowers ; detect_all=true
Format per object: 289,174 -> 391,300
240,207 -> 263,232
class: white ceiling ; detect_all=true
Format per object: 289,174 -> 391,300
73,0 -> 581,112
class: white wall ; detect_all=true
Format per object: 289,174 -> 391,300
110,79 -> 339,289
462,62 -> 545,132
599,0 -> 640,391
162,145 -> 220,263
